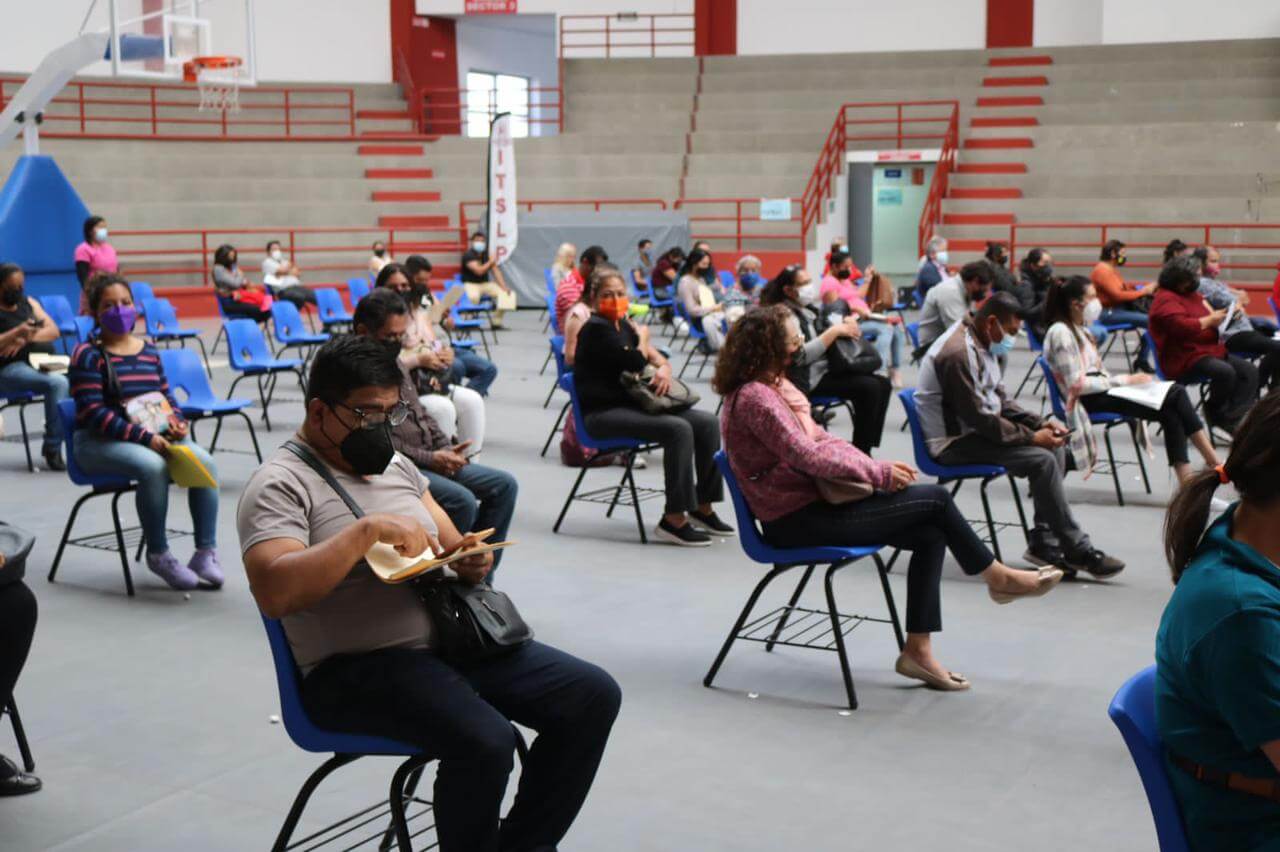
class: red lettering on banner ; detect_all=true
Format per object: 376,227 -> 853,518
494,173 -> 506,190
497,221 -> 508,237
494,246 -> 509,262
496,198 -> 507,214
464,0 -> 516,14
876,150 -> 926,162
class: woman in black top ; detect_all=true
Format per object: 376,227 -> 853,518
573,264 -> 730,547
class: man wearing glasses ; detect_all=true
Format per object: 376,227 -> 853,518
237,334 -> 620,852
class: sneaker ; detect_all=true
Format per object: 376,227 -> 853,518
188,549 -> 225,590
1063,547 -> 1125,580
42,447 -> 65,472
654,519 -> 712,547
688,509 -> 735,536
1022,542 -> 1066,569
146,550 -> 200,591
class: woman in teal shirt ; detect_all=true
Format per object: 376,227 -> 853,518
1157,391 -> 1280,851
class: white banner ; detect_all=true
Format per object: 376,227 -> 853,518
487,112 -> 517,266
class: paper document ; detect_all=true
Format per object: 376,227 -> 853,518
166,443 -> 218,489
429,286 -> 465,325
1106,380 -> 1175,411
365,527 -> 514,584
1220,301 -> 1238,339
27,353 -> 69,373
493,289 -> 518,311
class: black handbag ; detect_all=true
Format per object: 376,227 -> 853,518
619,364 -> 700,414
826,336 -> 882,376
282,441 -> 532,665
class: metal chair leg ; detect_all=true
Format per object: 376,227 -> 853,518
539,349 -> 552,375
270,754 -> 360,852
194,335 -> 213,378
388,755 -> 431,851
208,416 -> 224,453
765,565 -> 814,652
552,466 -> 590,534
823,563 -> 858,710
542,376 -> 560,409
541,402 -> 570,458
1013,358 -> 1038,398
239,410 -> 264,464
605,455 -> 632,518
6,698 -> 34,772
110,490 -> 136,596
1008,473 -> 1031,542
49,491 -> 94,583
704,565 -> 792,690
378,764 -> 426,852
16,401 -> 34,472
874,554 -> 906,651
979,476 -> 1002,563
210,324 -> 226,356
1104,422 -> 1125,506
624,455 -> 647,544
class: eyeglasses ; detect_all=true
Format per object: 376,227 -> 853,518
332,400 -> 410,430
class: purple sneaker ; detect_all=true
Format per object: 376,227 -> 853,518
146,550 -> 200,591
188,549 -> 224,589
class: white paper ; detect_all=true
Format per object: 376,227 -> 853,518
1106,380 -> 1175,411
1220,300 -> 1238,339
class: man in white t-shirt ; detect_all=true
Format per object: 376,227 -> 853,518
261,239 -> 315,307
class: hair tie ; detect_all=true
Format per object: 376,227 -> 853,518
1215,464 -> 1230,485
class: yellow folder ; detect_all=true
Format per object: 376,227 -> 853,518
166,444 -> 218,489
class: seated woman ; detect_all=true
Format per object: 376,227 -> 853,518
401,255 -> 497,396
821,259 -> 906,389
1150,256 -> 1259,435
550,241 -> 577,288
649,246 -> 684,302
1196,245 -> 1280,391
573,265 -> 731,546
211,244 -> 272,323
716,306 -> 1062,691
676,249 -> 728,352
734,254 -> 764,304
758,266 -> 892,454
261,240 -> 315,308
68,275 -> 222,591
74,214 -> 119,315
1157,391 -> 1280,851
373,262 -> 486,454
1044,276 -> 1226,504
368,240 -> 392,275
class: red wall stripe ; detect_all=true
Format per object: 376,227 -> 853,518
695,0 -> 737,56
986,0 -> 1034,48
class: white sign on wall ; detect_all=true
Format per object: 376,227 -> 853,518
487,112 -> 518,264
759,197 -> 792,221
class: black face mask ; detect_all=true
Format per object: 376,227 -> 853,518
374,248 -> 386,257
410,283 -> 430,300
379,338 -> 402,359
328,405 -> 396,476
833,268 -> 851,281
0,287 -> 21,307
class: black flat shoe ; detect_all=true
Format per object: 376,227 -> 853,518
42,447 -> 65,472
0,755 -> 41,797
688,509 -> 734,536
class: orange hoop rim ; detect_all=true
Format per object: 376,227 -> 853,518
182,55 -> 244,83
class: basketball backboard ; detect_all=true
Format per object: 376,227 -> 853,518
84,0 -> 257,86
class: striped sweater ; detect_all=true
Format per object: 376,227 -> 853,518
69,340 -> 184,445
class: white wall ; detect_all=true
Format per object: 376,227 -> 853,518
1033,0 -> 1102,47
455,15 -> 558,135
1100,0 -> 1280,44
737,0 -> 986,56
0,0 -> 390,84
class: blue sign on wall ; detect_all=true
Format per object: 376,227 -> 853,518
884,168 -> 902,178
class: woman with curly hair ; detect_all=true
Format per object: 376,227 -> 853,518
715,306 -> 1062,691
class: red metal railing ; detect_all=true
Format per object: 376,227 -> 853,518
456,198 -> 668,239
559,13 -> 696,58
0,75 -> 358,141
420,86 -> 563,137
394,48 -> 425,135
674,197 -> 803,252
799,100 -> 959,253
917,106 -> 961,256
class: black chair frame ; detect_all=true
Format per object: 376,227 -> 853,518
1097,418 -> 1152,506
1,393 -> 41,472
887,474 -> 1029,568
3,697 -> 33,773
188,409 -> 264,464
228,367 -> 307,432
553,444 -> 664,543
703,555 -> 905,710
541,400 -> 570,458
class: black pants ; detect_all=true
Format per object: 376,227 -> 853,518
585,406 -> 723,514
810,371 -> 892,453
1183,355 -> 1258,429
269,284 -> 317,307
1226,330 -> 1280,390
0,580 -> 37,714
1081,384 -> 1203,466
761,485 -> 993,634
218,297 -> 271,323
303,641 -> 620,852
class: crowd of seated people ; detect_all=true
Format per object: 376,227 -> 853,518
1195,244 -> 1280,390
211,243 -> 273,323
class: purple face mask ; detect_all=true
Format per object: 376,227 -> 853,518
100,304 -> 138,335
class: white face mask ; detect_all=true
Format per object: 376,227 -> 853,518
94,227 -> 109,242
472,241 -> 487,253
1082,298 -> 1103,325
270,249 -> 283,261
935,250 -> 949,265
796,281 -> 820,305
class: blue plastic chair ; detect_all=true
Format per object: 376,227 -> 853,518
1100,318 -> 1141,366
633,278 -> 675,333
540,336 -> 572,457
160,348 -> 262,463
224,319 -> 306,432
539,292 -> 560,375
1038,357 -> 1150,506
0,390 -> 41,471
270,301 -> 329,361
1270,296 -> 1280,326
898,389 -> 1029,562
717,269 -> 735,290
129,281 -> 155,313
540,268 -> 556,331
1144,331 -> 1211,426
347,277 -> 371,307
1012,324 -> 1046,399
314,287 -> 353,330
73,315 -> 95,344
39,294 -> 78,354
141,297 -> 212,377
1109,666 -> 1192,852
673,298 -> 714,380
261,616 -> 433,851
447,303 -> 490,359
552,374 -> 663,543
47,399 -> 150,596
706,451 -> 903,710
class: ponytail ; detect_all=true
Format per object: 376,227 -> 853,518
1164,468 -> 1222,584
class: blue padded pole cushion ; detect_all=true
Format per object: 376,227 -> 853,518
0,156 -> 92,308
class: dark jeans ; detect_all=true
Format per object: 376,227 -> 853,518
0,580 -> 37,714
423,463 -> 518,575
1226,329 -> 1280,390
302,641 -> 621,852
938,434 -> 1090,554
762,485 -> 993,634
1099,307 -> 1151,364
810,371 -> 892,453
448,350 -> 498,396
269,284 -> 316,307
584,406 -> 723,515
1183,354 -> 1258,429
218,297 -> 271,323
1081,384 -> 1204,466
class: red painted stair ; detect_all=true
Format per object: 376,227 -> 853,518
963,137 -> 1034,149
982,75 -> 1049,87
942,212 -> 1017,225
949,187 -> 1023,199
372,190 -> 442,202
378,215 -> 451,228
970,116 -> 1039,128
364,168 -> 434,179
988,56 -> 1053,66
358,144 -> 424,156
956,162 -> 1028,174
358,130 -> 438,140
975,95 -> 1044,107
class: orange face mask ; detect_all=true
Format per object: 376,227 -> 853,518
598,294 -> 630,321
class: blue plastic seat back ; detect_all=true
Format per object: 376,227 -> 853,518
905,321 -> 920,350
347,277 -> 371,306
1108,666 -> 1192,852
1144,332 -> 1171,382
130,281 -> 155,308
544,268 -> 556,295
271,300 -> 305,340
159,348 -> 216,407
1270,297 -> 1280,326
717,270 -> 735,289
545,292 -> 558,331
674,298 -> 706,341
1025,324 -> 1044,353
56,398 -> 130,488
142,297 -> 183,337
40,294 -> 77,334
550,335 -> 568,381
1038,358 -> 1068,421
315,288 -> 350,323
563,373 -> 642,453
225,319 -> 274,370
73,315 -> 95,344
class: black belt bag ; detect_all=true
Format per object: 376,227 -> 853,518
283,441 -> 532,665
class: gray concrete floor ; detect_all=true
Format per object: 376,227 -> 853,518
0,309 -> 1175,851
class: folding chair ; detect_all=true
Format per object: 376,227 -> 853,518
704,451 -> 903,710
552,374 -> 664,543
673,300 -> 714,380
347,277 -> 372,307
160,348 -> 262,463
47,400 -> 188,596
0,391 -> 41,472
1038,357 -> 1150,506
314,287 -> 354,331
39,294 -> 78,355
270,301 -> 329,366
898,389 -> 1029,562
539,292 -> 559,375
141,297 -> 212,377
1012,324 -> 1046,399
1108,666 -> 1192,852
224,319 -> 307,432
541,336 -> 570,456
1,697 -> 33,776
129,281 -> 155,312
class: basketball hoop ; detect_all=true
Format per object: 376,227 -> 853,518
183,55 -> 244,113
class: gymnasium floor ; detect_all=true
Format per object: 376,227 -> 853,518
1,309 -> 1178,851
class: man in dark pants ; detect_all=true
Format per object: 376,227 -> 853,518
352,289 -> 517,576
238,336 -> 620,852
0,566 -> 40,795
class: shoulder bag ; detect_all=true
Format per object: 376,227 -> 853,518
826,335 -> 883,377
619,364 -> 700,415
282,440 -> 532,665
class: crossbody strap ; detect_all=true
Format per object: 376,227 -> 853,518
283,440 -> 365,519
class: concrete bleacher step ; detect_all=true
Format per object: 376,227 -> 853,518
988,56 -> 1053,66
370,190 -> 443,202
955,162 -> 1028,174
976,95 -> 1044,107
364,168 -> 434,179
963,137 -> 1034,149
982,75 -> 1049,87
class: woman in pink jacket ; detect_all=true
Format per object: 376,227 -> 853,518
715,306 -> 1063,691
